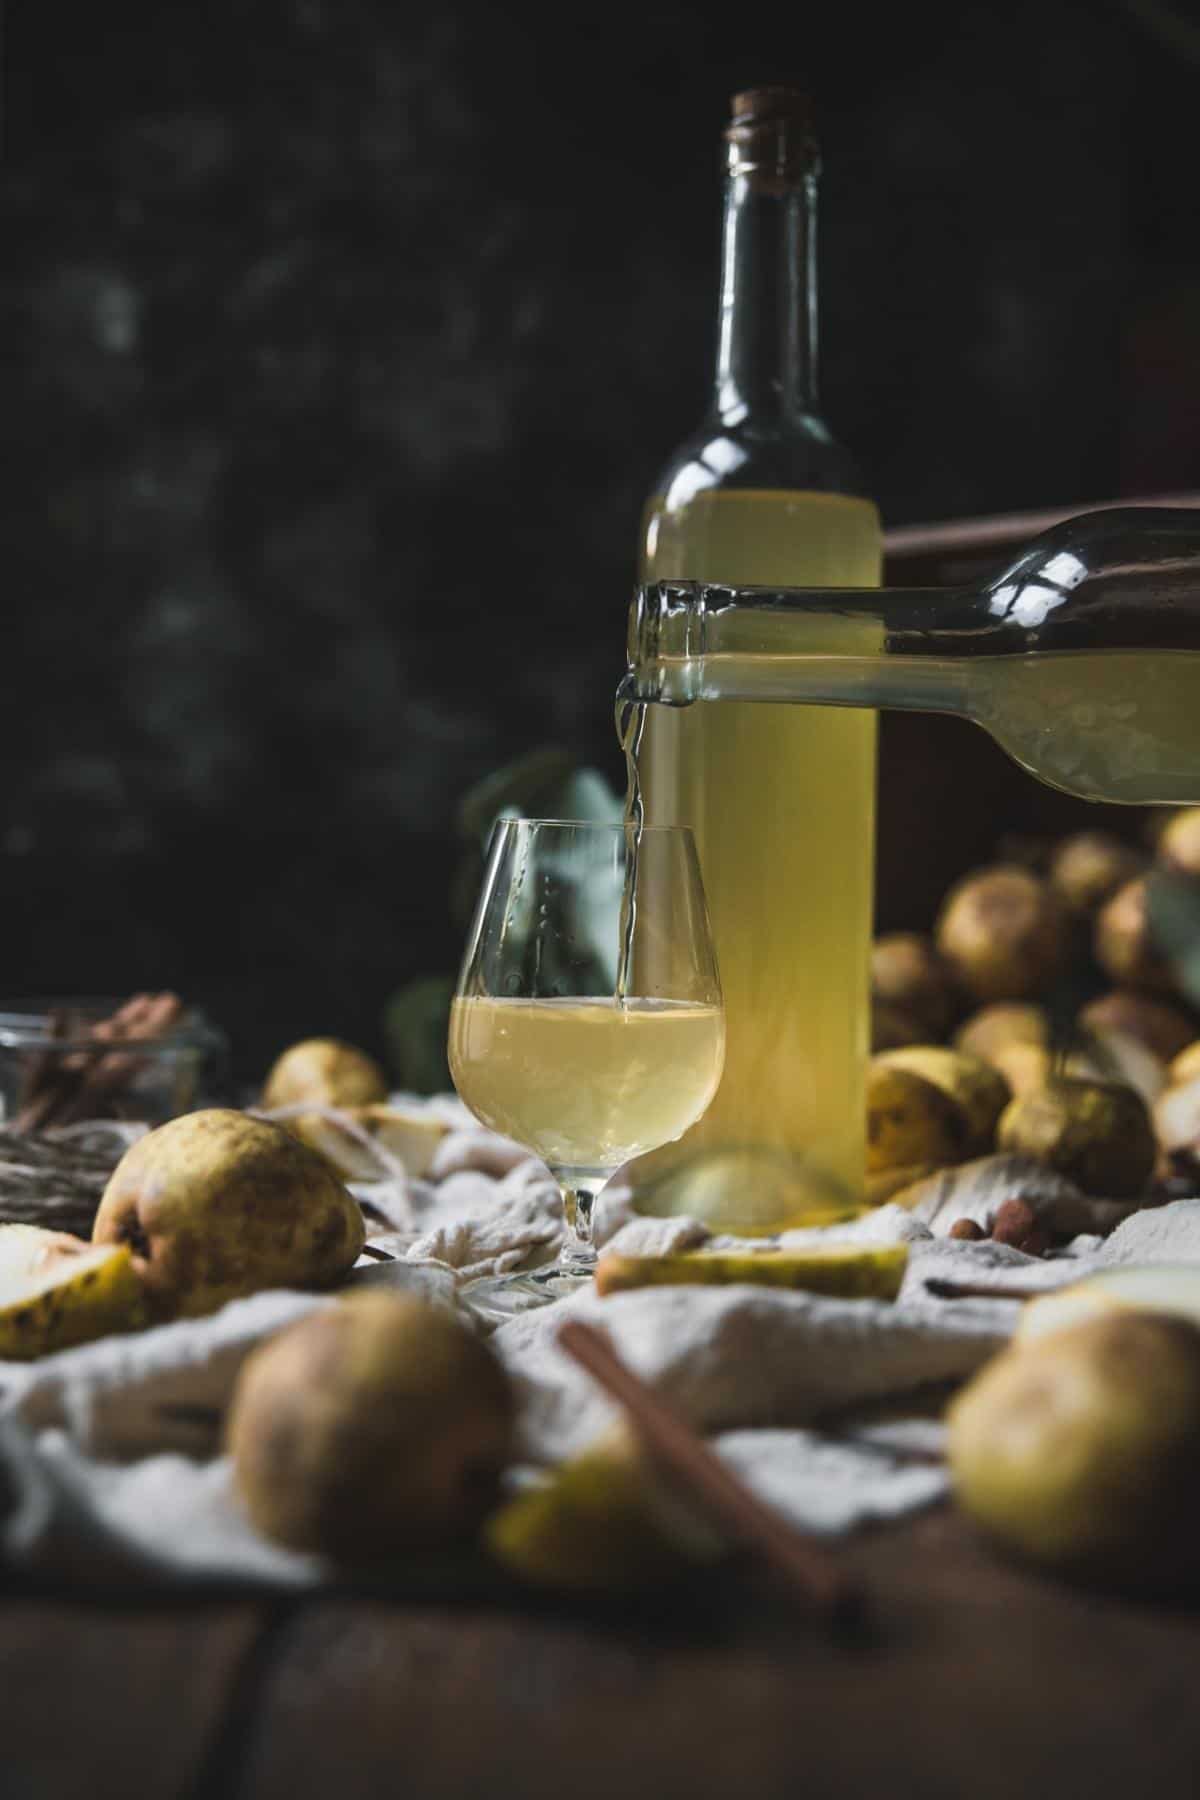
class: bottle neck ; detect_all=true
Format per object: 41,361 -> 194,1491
714,166 -> 819,429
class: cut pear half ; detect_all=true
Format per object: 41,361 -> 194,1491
0,1225 -> 145,1359
284,1105 -> 449,1181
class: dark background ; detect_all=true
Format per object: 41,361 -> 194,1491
6,0 -> 1200,1081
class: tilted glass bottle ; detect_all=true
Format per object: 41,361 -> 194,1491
627,506 -> 1200,806
632,87 -> 882,1229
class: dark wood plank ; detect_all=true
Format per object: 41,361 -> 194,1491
0,1600 -> 264,1800
233,1509 -> 1200,1800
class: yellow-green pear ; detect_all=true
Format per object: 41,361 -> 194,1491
948,1313 -> 1200,1593
996,1076 -> 1156,1197
228,1291 -> 515,1558
261,1037 -> 388,1110
1017,1265 -> 1200,1345
876,1046 -> 1010,1157
866,1060 -> 971,1173
93,1109 -> 365,1319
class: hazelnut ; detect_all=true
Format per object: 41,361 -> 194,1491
990,1197 -> 1038,1248
949,1218 -> 986,1242
988,1197 -> 1053,1253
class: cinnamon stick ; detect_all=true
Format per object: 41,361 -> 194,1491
13,992 -> 186,1132
557,1318 -> 862,1630
924,1276 -> 1050,1303
14,1007 -> 72,1132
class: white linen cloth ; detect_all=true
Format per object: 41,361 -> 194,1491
0,1099 -> 1186,1590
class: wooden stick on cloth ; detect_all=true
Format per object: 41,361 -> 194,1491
924,1277 -> 1047,1303
557,1318 -> 863,1631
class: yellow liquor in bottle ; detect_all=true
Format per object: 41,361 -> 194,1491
448,995 -> 725,1175
628,86 -> 883,1227
637,487 -> 881,1223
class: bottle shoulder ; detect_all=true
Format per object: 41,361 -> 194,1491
647,416 -> 869,514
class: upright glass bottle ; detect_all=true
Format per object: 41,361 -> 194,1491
635,87 -> 882,1228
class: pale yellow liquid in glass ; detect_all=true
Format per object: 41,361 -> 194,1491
636,487 -> 882,1224
448,996 -> 725,1174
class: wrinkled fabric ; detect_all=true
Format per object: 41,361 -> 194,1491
0,1101 -> 1179,1590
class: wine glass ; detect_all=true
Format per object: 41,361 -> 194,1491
448,818 -> 724,1314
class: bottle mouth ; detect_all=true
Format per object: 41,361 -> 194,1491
625,585 -> 657,687
725,85 -> 818,181
625,583 -> 709,704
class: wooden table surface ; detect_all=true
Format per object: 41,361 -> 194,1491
8,1505 -> 1200,1800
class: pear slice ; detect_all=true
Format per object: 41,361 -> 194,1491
285,1105 -> 449,1181
595,1245 -> 908,1301
486,1422 -> 723,1590
1016,1263 -> 1200,1345
0,1225 -> 144,1359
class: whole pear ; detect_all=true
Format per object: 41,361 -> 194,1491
1158,808 -> 1200,880
1094,877 -> 1174,992
228,1291 -> 515,1558
947,1313 -> 1200,1594
996,1075 -> 1156,1197
870,933 -> 962,1040
955,1001 -> 1048,1066
93,1109 -> 365,1319
261,1037 -> 388,1110
1017,1265 -> 1200,1346
1078,991 -> 1194,1066
936,866 -> 1066,1003
876,1046 -> 1010,1158
1048,831 -> 1145,917
866,1061 -> 971,1173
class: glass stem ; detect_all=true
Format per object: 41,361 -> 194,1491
559,1179 -> 603,1270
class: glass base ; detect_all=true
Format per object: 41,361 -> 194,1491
461,1255 -> 595,1327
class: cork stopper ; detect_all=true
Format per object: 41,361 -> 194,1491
725,85 -> 818,185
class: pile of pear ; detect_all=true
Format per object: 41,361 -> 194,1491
0,1033 -> 453,1362
224,1260 -> 1200,1598
0,1108 -> 366,1359
866,810 -> 1200,1209
7,1051 -> 1200,1599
